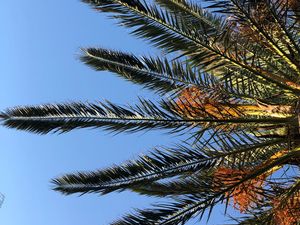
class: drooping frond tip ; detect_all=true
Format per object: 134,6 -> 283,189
213,167 -> 266,212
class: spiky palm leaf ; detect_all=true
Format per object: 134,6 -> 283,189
2,0 -> 300,224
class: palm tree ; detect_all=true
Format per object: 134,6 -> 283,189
1,0 -> 300,224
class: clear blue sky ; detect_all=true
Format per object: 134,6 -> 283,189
0,1 -> 237,224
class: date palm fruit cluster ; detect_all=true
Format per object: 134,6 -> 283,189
1,0 -> 300,224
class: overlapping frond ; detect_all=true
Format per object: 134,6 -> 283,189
81,47 -> 293,104
206,0 -> 300,74
82,0 -> 300,94
111,150 -> 300,224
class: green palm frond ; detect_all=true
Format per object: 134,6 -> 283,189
2,98 -> 293,135
130,177 -> 209,197
111,194 -> 214,225
81,48 -> 217,95
52,145 -> 213,195
155,0 -> 225,33
81,48 -> 180,94
0,100 -> 191,134
52,136 -> 285,196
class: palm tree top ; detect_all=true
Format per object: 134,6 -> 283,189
1,0 -> 300,224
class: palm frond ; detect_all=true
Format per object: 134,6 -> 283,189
269,0 -> 300,56
130,177 -> 208,197
81,47 -> 278,104
52,134 -> 285,196
221,69 -> 299,104
52,145 -> 213,195
0,100 -> 189,134
2,98 -> 292,135
111,194 -> 220,225
81,48 -> 218,95
82,0 -> 199,55
155,0 -> 225,33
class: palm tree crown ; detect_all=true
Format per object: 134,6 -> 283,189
1,0 -> 300,224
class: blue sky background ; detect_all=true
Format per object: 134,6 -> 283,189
0,1 -> 237,224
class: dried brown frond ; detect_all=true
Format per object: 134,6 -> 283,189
273,191 -> 300,225
213,167 -> 266,212
175,86 -> 241,119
